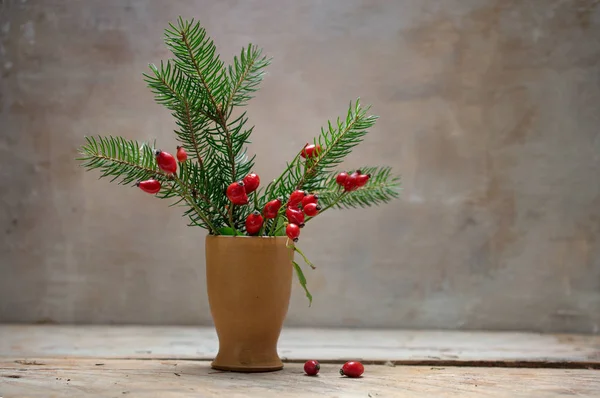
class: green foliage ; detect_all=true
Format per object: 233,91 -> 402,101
76,17 -> 402,305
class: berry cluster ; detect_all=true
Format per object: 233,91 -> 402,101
284,190 -> 321,242
135,144 -> 376,245
226,178 -> 322,242
336,169 -> 370,192
135,147 -> 189,194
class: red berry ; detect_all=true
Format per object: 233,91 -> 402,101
301,143 -> 322,159
176,146 -> 188,162
155,150 -> 177,174
336,172 -> 348,186
245,211 -> 264,235
263,198 -> 282,219
242,173 -> 260,194
340,361 -> 364,378
288,190 -> 307,207
286,223 -> 300,242
301,194 -> 318,208
286,206 -> 305,226
356,173 -> 370,188
303,203 -> 320,217
136,179 -> 161,194
303,360 -> 320,376
344,172 -> 359,192
226,181 -> 249,205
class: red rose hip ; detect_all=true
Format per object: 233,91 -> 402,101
155,150 -> 177,174
301,194 -> 318,208
336,172 -> 348,186
286,206 -> 305,226
286,223 -> 300,242
242,172 -> 260,194
226,181 -> 249,205
304,360 -> 320,376
343,172 -> 359,192
340,361 -> 364,378
301,143 -> 322,159
136,179 -> 161,194
245,211 -> 264,235
303,203 -> 320,217
263,198 -> 282,219
356,173 -> 370,188
176,146 -> 188,162
288,190 -> 307,207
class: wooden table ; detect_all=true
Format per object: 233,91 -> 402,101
1,325 -> 599,397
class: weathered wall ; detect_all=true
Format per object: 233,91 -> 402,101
1,0 -> 599,333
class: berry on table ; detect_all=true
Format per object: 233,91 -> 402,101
286,223 -> 301,242
303,360 -> 320,376
226,181 -> 249,205
301,194 -> 318,208
301,143 -> 322,159
336,172 -> 348,186
176,146 -> 188,162
288,190 -> 307,207
136,179 -> 161,194
286,206 -> 305,226
245,211 -> 264,235
155,150 -> 177,174
242,172 -> 260,194
303,203 -> 320,217
340,361 -> 364,378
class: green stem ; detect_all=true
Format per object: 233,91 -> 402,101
267,151 -> 302,198
253,191 -> 259,210
268,203 -> 288,236
286,241 -> 316,269
228,204 -> 239,236
273,222 -> 286,236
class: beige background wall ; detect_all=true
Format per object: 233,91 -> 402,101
1,0 -> 599,333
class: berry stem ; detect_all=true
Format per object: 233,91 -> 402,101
286,241 -> 316,270
294,245 -> 316,269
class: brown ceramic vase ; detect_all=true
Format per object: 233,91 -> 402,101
205,235 -> 294,372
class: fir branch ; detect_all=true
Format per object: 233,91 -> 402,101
77,136 -> 163,185
316,166 -> 402,210
164,18 -> 227,108
298,100 -> 377,190
144,60 -> 213,170
264,99 -> 377,199
77,136 -> 224,232
225,44 -> 271,110
164,18 -> 238,181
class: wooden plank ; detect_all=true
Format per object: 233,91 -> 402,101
1,325 -> 599,367
1,358 -> 599,397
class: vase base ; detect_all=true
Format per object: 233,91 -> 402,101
210,361 -> 284,373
